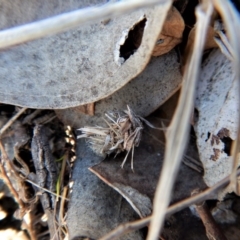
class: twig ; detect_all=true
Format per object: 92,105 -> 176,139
0,0 -> 168,49
182,158 -> 202,173
100,169 -> 240,240
56,153 -> 68,202
147,2 -> 214,239
0,141 -> 38,239
0,107 -> 27,136
26,179 -> 69,201
37,230 -> 50,238
59,186 -> 68,226
33,113 -> 56,125
0,141 -> 25,208
194,200 -> 227,240
100,217 -> 151,240
53,154 -> 69,239
23,212 -> 37,240
22,109 -> 42,124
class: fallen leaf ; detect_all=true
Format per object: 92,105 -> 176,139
67,138 -> 145,240
0,0 -> 172,109
73,103 -> 95,116
182,25 -> 218,72
152,6 -> 185,56
194,49 -> 240,194
56,49 -> 182,128
89,116 -> 206,218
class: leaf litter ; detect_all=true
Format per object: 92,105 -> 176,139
78,105 -> 164,170
0,1 -> 240,240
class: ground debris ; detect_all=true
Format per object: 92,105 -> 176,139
78,106 -> 147,170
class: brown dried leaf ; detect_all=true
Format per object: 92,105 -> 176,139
182,26 -> 218,71
73,103 -> 95,116
152,7 -> 185,56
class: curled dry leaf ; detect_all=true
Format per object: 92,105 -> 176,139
73,103 -> 95,116
152,6 -> 185,56
194,49 -> 240,193
0,0 -> 172,109
182,25 -> 218,72
182,14 -> 227,72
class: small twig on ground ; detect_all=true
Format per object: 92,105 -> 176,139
147,2 -> 214,239
0,107 -> 27,136
99,169 -> 240,240
182,156 -> 203,173
25,179 -> 69,201
192,189 -> 227,240
22,109 -> 42,124
0,141 -> 25,208
56,153 -> 68,202
36,230 -> 50,239
59,186 -> 68,226
0,141 -> 37,240
33,112 -> 56,125
23,212 -> 37,240
100,217 -> 151,240
57,186 -> 69,239
53,153 -> 69,240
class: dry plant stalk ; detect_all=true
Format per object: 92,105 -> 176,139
100,169 -> 240,240
193,197 -> 227,240
147,1 -> 214,239
78,105 -> 160,170
0,142 -> 25,209
0,107 -> 27,136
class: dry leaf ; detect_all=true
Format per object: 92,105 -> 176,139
55,49 -> 182,128
67,138 -> 144,240
152,6 -> 185,56
89,116 -> 206,218
73,103 -> 95,116
194,49 -> 240,193
182,25 -> 218,70
0,0 -> 172,109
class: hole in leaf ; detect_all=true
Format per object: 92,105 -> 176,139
205,132 -> 211,142
206,199 -> 218,210
221,136 -> 233,156
193,108 -> 199,123
216,128 -> 233,156
119,18 -> 147,61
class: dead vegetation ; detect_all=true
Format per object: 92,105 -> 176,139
0,0 -> 240,240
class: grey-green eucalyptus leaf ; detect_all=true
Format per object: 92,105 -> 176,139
0,0 -> 171,109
